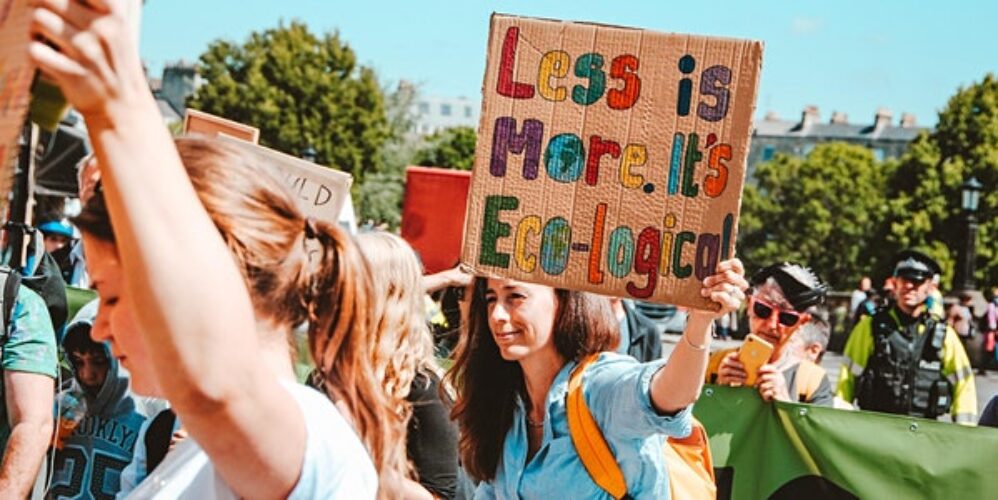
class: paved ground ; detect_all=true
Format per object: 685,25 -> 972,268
662,334 -> 998,416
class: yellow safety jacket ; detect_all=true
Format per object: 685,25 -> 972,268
836,309 -> 977,424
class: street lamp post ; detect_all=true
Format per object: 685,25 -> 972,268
954,176 -> 983,292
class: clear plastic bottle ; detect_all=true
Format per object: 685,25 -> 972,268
55,390 -> 87,450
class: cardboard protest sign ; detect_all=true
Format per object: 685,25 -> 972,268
218,136 -> 352,224
0,0 -> 36,204
184,109 -> 261,143
462,14 -> 763,309
401,166 -> 472,274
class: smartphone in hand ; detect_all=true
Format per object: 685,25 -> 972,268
738,334 -> 774,386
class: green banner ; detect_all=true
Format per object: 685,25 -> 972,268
66,286 -> 97,322
694,385 -> 998,499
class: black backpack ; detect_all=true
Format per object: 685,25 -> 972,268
857,309 -> 951,418
21,252 -> 68,333
0,266 -> 22,341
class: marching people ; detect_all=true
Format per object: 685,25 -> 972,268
72,140 -> 382,497
447,259 -> 746,497
0,272 -> 58,497
837,249 -> 978,424
357,232 -> 461,499
850,276 -> 873,319
608,297 -> 663,362
707,262 -> 835,406
787,313 -> 831,365
984,287 -> 998,374
51,300 -> 146,499
29,0 -> 400,495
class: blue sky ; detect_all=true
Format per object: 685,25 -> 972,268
140,1 -> 998,126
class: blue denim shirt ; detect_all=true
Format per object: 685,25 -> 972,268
474,352 -> 693,499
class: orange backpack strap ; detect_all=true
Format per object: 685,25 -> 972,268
566,353 -> 628,499
795,360 -> 825,402
568,354 -> 718,500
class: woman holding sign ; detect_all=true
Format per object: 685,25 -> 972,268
448,260 -> 746,498
27,0 -> 398,497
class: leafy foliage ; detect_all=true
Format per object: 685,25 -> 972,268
882,73 -> 998,287
738,143 -> 890,289
188,21 -> 389,182
413,126 -> 477,171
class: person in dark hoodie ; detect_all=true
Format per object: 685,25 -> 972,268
50,300 -> 147,499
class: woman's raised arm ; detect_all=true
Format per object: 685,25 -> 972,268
649,259 -> 747,414
28,1 -> 306,496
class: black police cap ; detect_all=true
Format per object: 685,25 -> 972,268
891,249 -> 941,281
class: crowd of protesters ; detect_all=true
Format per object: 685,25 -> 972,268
0,1 -> 990,498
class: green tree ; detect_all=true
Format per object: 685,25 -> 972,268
188,21 -> 389,182
356,171 -> 405,228
413,126 -> 477,170
883,74 -> 998,288
356,82 -> 421,228
738,142 -> 890,289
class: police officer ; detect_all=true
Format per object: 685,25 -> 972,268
836,250 -> 977,424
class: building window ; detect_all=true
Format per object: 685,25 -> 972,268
465,106 -> 473,118
417,102 -> 429,114
441,104 -> 452,116
802,143 -> 815,156
872,147 -> 886,162
762,145 -> 775,162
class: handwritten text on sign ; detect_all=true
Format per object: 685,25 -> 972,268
0,0 -> 36,201
462,15 -> 763,309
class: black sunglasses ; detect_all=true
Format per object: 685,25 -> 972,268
751,297 -> 806,328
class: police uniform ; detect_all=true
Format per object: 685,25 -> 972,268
835,250 -> 977,424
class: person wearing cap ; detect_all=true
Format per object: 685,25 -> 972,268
37,219 -> 89,287
836,249 -> 977,424
38,220 -> 74,255
707,262 -> 834,406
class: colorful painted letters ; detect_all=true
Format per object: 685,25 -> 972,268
465,15 -> 762,309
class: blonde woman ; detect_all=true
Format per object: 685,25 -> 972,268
357,232 -> 460,499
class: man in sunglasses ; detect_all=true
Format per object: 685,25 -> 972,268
706,262 -> 834,406
836,250 -> 977,424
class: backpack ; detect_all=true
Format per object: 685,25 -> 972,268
795,360 -> 825,403
566,354 -> 717,499
0,266 -> 23,342
146,408 -> 179,473
21,252 -> 68,333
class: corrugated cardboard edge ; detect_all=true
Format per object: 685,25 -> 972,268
183,109 -> 261,144
0,0 -> 36,220
461,14 -> 765,311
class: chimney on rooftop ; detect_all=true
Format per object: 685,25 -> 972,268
830,111 -> 849,124
800,105 -> 820,128
899,113 -> 917,128
874,107 -> 893,131
764,111 -> 780,121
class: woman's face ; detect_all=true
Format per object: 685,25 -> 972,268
484,279 -> 559,362
83,233 -> 161,396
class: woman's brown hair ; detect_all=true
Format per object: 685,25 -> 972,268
75,136 -> 407,495
445,278 -> 618,481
